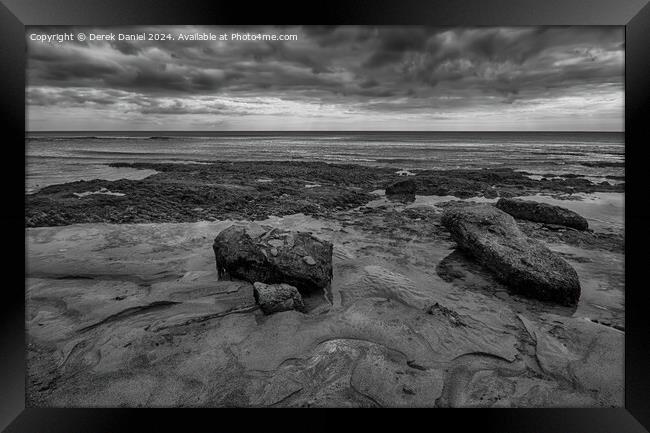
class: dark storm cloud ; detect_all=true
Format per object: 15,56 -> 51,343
27,26 -> 623,98
110,40 -> 142,56
390,27 -> 623,97
25,25 -> 624,130
362,27 -> 434,68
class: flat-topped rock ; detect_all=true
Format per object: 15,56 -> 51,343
496,198 -> 589,230
441,204 -> 581,305
213,224 -> 333,293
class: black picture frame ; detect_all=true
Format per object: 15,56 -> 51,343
2,0 -> 649,431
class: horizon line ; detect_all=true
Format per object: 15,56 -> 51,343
26,130 -> 625,133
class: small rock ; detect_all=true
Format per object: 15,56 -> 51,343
386,178 -> 416,195
253,282 -> 306,315
270,248 -> 278,256
402,386 -> 415,395
426,302 -> 465,327
484,189 -> 498,199
303,255 -> 316,265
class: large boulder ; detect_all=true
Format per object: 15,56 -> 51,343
253,282 -> 306,314
496,198 -> 588,230
213,224 -> 333,293
386,178 -> 416,195
441,204 -> 580,305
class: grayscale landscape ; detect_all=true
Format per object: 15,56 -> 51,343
26,26 -> 624,407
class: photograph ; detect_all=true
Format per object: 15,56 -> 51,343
24,25 -> 626,408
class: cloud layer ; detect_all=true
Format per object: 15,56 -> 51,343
26,26 -> 624,131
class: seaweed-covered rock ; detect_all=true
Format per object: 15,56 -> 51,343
441,204 -> 580,305
253,282 -> 306,314
496,198 -> 588,230
386,178 -> 416,195
213,224 -> 333,293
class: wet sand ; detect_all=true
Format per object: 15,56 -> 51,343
25,162 -> 624,407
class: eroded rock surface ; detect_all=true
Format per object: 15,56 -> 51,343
213,224 -> 333,293
26,213 -> 621,408
441,203 -> 581,305
496,198 -> 589,231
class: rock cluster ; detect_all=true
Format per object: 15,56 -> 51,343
441,203 -> 581,305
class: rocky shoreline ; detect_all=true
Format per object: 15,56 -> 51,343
25,160 -> 624,407
26,161 -> 622,227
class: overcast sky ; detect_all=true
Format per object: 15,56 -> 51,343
26,26 -> 624,131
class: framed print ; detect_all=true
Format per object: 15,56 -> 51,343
1,0 -> 649,431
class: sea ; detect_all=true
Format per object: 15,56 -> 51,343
26,131 -> 624,194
